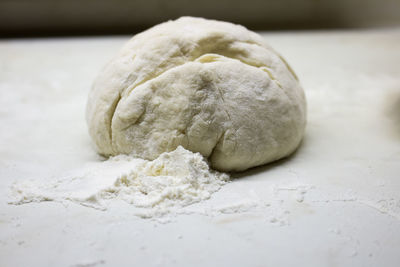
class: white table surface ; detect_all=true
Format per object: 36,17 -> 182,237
1,28 -> 400,267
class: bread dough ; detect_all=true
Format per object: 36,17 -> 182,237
86,17 -> 306,172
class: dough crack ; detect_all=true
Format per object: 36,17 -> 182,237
108,93 -> 121,152
260,67 -> 282,89
209,130 -> 227,161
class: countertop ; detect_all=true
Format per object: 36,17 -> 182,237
1,28 -> 400,267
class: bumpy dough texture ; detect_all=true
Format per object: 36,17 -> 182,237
86,17 -> 306,172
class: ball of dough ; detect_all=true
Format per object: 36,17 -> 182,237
86,17 -> 306,172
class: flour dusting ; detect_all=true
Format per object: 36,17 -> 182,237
9,146 -> 229,218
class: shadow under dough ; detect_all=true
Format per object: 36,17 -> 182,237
385,90 -> 400,139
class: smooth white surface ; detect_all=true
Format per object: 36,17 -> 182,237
1,29 -> 400,267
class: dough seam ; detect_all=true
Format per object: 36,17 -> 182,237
108,93 -> 121,154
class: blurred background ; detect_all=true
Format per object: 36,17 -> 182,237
1,0 -> 400,37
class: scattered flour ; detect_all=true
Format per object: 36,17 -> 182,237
9,146 -> 229,218
8,150 -> 323,223
11,147 -> 397,224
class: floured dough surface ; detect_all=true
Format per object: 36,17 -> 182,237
86,16 -> 306,171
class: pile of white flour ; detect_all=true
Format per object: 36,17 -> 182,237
9,146 -> 229,218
